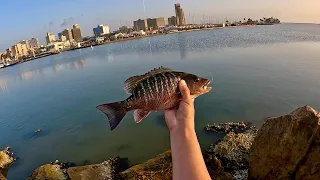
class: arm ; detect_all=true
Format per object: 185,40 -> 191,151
165,80 -> 211,180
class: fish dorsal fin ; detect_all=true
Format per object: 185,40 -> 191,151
124,67 -> 173,93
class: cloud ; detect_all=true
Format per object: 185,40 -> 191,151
49,21 -> 54,26
60,17 -> 74,27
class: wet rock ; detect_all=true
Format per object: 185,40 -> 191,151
28,164 -> 68,180
249,106 -> 320,180
67,157 -> 124,180
205,121 -> 257,134
0,147 -> 15,179
205,127 -> 257,180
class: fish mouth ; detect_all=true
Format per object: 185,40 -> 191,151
202,80 -> 212,93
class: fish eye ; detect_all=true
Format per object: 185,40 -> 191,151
193,77 -> 200,82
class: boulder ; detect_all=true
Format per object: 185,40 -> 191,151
119,150 -> 233,180
0,147 -> 15,179
28,164 -> 68,180
249,106 -> 320,180
67,157 -> 122,180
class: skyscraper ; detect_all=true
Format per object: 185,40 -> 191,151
28,38 -> 39,48
93,25 -> 110,36
72,24 -> 82,41
147,17 -> 165,29
133,19 -> 148,31
175,3 -> 186,26
46,32 -> 56,44
168,16 -> 177,26
61,28 -> 73,41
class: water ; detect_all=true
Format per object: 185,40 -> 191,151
1,24 -> 320,179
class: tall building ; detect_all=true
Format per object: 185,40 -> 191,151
147,17 -> 165,29
72,24 -> 82,41
28,38 -> 39,48
133,19 -> 148,31
46,32 -> 56,44
168,16 -> 177,26
93,24 -> 110,36
175,3 -> 186,26
61,28 -> 73,41
9,42 -> 29,58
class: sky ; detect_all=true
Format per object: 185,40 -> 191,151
0,0 -> 319,51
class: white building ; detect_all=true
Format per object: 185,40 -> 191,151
46,41 -> 70,52
93,24 -> 110,36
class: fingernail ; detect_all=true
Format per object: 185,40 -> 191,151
180,80 -> 186,86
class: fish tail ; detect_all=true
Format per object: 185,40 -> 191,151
96,101 -> 127,130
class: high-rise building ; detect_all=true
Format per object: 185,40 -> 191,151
147,17 -> 165,29
9,42 -> 29,58
175,3 -> 186,26
72,24 -> 82,41
133,19 -> 148,31
168,16 -> 177,26
60,35 -> 67,42
93,24 -> 110,36
46,32 -> 56,44
28,38 -> 39,48
61,28 -> 73,41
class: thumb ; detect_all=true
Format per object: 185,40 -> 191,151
179,80 -> 192,104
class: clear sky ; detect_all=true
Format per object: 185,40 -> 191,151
0,0 -> 319,51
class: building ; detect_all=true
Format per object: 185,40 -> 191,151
61,28 -> 73,41
168,16 -> 177,26
46,41 -> 70,52
93,24 -> 110,36
8,42 -> 29,58
72,24 -> 82,41
133,19 -> 148,31
20,40 -> 29,48
28,38 -> 39,48
175,3 -> 186,26
147,17 -> 165,29
46,32 -> 56,44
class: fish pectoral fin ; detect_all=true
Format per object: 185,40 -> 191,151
134,110 -> 151,123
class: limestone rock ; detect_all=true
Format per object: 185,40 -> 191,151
249,106 -> 320,180
67,157 -> 121,180
28,164 -> 68,180
0,147 -> 15,179
119,150 -> 173,180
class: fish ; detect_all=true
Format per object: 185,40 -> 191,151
97,67 -> 212,130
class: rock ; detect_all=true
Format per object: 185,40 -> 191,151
205,121 -> 257,134
119,150 -> 232,180
28,164 -> 68,180
0,147 -> 15,178
35,129 -> 41,133
204,127 -> 257,180
119,150 -> 173,180
67,157 -> 123,180
249,106 -> 320,180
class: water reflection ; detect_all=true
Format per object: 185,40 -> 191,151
0,79 -> 8,92
178,34 -> 187,59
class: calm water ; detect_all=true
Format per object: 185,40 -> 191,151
1,24 -> 320,179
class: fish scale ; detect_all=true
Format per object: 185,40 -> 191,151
97,67 -> 212,130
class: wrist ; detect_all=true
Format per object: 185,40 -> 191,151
170,126 -> 196,139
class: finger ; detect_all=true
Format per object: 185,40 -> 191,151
179,80 -> 192,104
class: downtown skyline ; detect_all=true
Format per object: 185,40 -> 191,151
0,0 -> 319,51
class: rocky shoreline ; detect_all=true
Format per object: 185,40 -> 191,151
1,105 -> 320,179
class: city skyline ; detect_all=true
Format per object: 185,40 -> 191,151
0,0 -> 319,51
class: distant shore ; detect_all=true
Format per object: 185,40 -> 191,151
1,24 -> 268,69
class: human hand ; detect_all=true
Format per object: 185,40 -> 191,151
165,80 -> 195,134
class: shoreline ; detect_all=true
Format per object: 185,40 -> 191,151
0,24 -> 264,69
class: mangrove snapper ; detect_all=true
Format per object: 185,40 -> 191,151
97,67 -> 212,130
